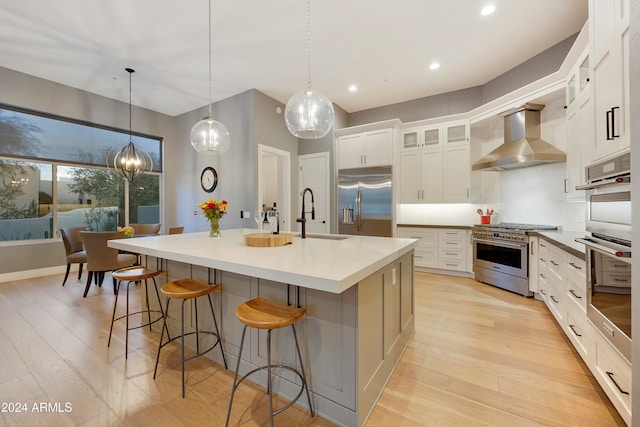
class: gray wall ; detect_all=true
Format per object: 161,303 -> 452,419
298,103 -> 349,233
0,66 -> 175,275
348,33 -> 578,126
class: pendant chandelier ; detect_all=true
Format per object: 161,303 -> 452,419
112,68 -> 152,183
284,0 -> 334,139
190,0 -> 231,155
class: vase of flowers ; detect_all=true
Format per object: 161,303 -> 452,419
198,198 -> 228,237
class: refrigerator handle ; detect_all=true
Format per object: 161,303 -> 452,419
355,190 -> 362,232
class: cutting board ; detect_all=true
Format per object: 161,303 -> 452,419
244,233 -> 293,247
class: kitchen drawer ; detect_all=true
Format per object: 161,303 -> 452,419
601,272 -> 632,288
438,238 -> 465,250
602,257 -> 631,274
438,229 -> 466,240
566,273 -> 587,312
397,227 -> 437,250
547,245 -> 566,281
593,333 -> 632,422
545,276 -> 564,324
438,247 -> 465,261
565,307 -> 591,361
414,248 -> 437,269
567,253 -> 586,278
437,258 -> 466,271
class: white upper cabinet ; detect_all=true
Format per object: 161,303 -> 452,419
588,0 -> 630,163
565,47 -> 592,201
400,119 -> 469,204
338,128 -> 394,169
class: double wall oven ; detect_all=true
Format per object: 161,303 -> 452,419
576,152 -> 632,362
472,223 -> 557,297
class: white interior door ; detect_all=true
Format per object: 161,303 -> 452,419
298,152 -> 330,234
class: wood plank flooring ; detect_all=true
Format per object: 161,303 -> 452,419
0,271 -> 626,426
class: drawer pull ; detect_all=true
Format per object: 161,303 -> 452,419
612,264 -> 628,268
613,278 -> 629,283
550,295 -> 559,303
539,273 -> 547,279
539,289 -> 546,295
550,260 -> 559,266
569,289 -> 582,299
540,258 -> 546,262
569,324 -> 582,337
415,255 -> 423,259
445,263 -> 457,267
606,371 -> 630,395
569,262 -> 582,270
445,252 -> 457,256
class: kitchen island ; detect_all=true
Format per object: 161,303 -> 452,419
109,229 -> 417,427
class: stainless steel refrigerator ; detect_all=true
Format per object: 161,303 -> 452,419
337,166 -> 392,237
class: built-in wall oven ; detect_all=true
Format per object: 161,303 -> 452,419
576,151 -> 632,362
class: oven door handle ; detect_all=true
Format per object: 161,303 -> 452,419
472,238 -> 527,249
575,238 -> 632,260
575,175 -> 630,190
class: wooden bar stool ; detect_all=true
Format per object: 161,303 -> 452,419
109,266 -> 165,359
153,278 -> 227,397
225,298 -> 314,427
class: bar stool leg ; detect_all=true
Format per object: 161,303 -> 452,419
206,294 -> 228,369
292,324 -> 314,416
153,298 -> 171,380
194,297 -> 200,354
225,325 -> 248,427
267,329 -> 275,427
107,279 -> 122,348
181,299 -> 186,398
143,279 -> 152,331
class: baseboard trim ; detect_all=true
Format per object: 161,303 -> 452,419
0,265 -> 69,283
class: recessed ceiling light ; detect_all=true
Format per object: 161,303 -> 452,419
348,84 -> 358,92
429,62 -> 440,70
481,5 -> 496,16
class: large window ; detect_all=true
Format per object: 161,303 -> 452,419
0,104 -> 162,242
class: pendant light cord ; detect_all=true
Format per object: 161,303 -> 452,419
208,0 -> 213,118
126,67 -> 135,142
306,0 -> 312,90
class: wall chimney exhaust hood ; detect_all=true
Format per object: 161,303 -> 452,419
472,103 -> 566,171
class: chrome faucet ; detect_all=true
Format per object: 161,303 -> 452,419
296,187 -> 315,239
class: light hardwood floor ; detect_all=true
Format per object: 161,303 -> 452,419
0,271 -> 626,426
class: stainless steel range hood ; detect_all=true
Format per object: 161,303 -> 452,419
472,103 -> 566,171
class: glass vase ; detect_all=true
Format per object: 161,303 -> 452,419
209,217 -> 221,238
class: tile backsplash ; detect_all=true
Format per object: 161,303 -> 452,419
397,162 -> 586,231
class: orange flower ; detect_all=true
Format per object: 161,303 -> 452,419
198,198 -> 228,220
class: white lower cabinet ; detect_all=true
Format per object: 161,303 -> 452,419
593,331 -> 632,425
396,227 -> 437,268
397,226 -> 471,274
535,238 -> 631,425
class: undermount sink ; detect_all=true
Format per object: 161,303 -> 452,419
298,233 -> 351,241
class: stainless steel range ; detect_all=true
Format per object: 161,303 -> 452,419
472,223 -> 558,296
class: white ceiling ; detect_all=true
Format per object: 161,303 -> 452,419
0,0 -> 587,117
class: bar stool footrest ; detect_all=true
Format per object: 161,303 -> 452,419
232,364 -> 309,416
158,330 -> 223,362
113,309 -> 165,331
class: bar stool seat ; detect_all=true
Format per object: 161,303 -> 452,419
109,266 -> 165,359
226,298 -> 314,427
153,278 -> 227,397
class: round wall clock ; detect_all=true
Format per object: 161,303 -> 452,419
200,167 -> 218,193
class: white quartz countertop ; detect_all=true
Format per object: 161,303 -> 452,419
108,229 -> 417,294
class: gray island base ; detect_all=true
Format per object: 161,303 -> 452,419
109,229 -> 417,426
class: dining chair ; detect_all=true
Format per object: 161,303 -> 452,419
79,231 -> 138,298
60,226 -> 88,286
129,223 -> 161,236
168,226 -> 184,235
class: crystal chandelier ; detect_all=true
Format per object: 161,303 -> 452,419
285,0 -> 334,139
190,0 -> 231,155
112,68 -> 152,183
